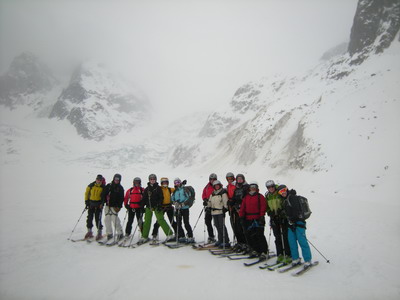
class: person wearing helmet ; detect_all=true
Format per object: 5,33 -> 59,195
277,185 -> 312,267
171,178 -> 194,243
202,173 -> 218,244
138,174 -> 174,244
265,180 -> 291,264
151,177 -> 178,241
84,174 -> 105,241
225,172 -> 236,201
239,182 -> 269,259
229,174 -> 249,252
123,177 -> 144,241
101,174 -> 125,243
207,180 -> 230,248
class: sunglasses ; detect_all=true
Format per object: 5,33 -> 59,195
278,188 -> 288,195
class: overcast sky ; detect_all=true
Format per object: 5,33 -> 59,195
0,0 -> 358,115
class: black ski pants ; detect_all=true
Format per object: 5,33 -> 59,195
86,201 -> 103,230
213,214 -> 229,244
152,206 -> 178,237
230,209 -> 246,244
176,209 -> 193,238
125,208 -> 143,235
271,217 -> 291,257
243,220 -> 268,255
204,208 -> 215,239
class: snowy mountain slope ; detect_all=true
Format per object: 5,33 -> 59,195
0,52 -> 60,112
49,61 -> 151,141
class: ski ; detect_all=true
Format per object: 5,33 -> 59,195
219,252 -> 246,257
192,243 -> 214,249
228,255 -> 258,260
118,236 -> 131,247
209,249 -> 234,255
277,263 -> 303,273
149,239 -> 161,246
244,257 -> 267,266
71,238 -> 88,242
86,237 -> 96,243
166,243 -> 186,249
265,262 -> 287,271
291,261 -> 319,276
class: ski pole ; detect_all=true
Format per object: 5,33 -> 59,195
192,207 -> 204,233
280,223 -> 287,260
306,238 -> 331,263
67,207 -> 87,240
268,225 -> 272,252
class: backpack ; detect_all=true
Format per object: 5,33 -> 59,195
183,186 -> 196,208
298,196 -> 312,220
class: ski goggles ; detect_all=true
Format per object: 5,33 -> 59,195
174,180 -> 181,185
278,187 -> 288,195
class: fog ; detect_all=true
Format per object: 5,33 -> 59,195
0,0 -> 357,119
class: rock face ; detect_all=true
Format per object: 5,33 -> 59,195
0,52 -> 57,109
49,61 -> 150,141
348,0 -> 400,64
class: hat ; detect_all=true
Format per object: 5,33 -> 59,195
96,174 -> 103,180
113,174 -> 122,181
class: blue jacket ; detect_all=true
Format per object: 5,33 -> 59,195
171,186 -> 190,209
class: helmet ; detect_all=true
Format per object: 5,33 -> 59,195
236,173 -> 245,181
148,174 -> 157,180
248,181 -> 259,189
174,178 -> 182,186
265,180 -> 275,188
96,174 -> 103,180
160,177 -> 169,183
113,174 -> 122,182
209,173 -> 217,180
133,177 -> 141,182
226,172 -> 235,179
212,180 -> 222,188
277,185 -> 288,195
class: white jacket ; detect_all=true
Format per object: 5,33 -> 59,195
208,188 -> 228,216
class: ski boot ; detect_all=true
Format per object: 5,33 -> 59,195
95,229 -> 103,241
291,258 -> 301,266
84,229 -> 94,239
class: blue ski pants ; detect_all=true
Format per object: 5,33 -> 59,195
287,221 -> 312,262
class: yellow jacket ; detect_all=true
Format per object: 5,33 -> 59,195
161,186 -> 175,206
85,182 -> 104,202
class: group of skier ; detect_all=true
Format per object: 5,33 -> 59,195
83,171 -> 313,267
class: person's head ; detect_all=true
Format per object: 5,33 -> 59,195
226,172 -> 235,183
148,174 -> 157,184
212,180 -> 222,190
265,180 -> 276,192
236,174 -> 245,185
174,178 -> 182,187
209,173 -> 217,183
95,174 -> 103,184
248,182 -> 259,195
277,185 -> 288,198
113,174 -> 122,184
133,177 -> 141,187
160,177 -> 169,187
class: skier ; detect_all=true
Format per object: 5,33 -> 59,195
101,174 -> 125,242
151,177 -> 178,241
277,184 -> 312,267
138,174 -> 174,244
202,173 -> 217,243
123,177 -> 144,239
171,178 -> 194,243
208,180 -> 230,248
229,174 -> 249,252
239,182 -> 269,258
265,180 -> 291,264
84,174 -> 105,240
225,172 -> 236,202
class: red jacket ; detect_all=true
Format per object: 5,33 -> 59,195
226,183 -> 236,200
239,193 -> 267,220
124,186 -> 144,209
202,183 -> 214,200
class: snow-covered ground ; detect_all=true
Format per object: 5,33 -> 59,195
0,132 -> 399,299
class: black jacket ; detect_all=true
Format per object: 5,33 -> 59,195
283,189 -> 305,223
141,182 -> 164,209
102,183 -> 124,208
231,183 -> 249,208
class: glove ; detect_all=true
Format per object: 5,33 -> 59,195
222,207 -> 228,214
85,200 -> 89,209
114,207 -> 120,213
125,204 -> 130,210
258,217 -> 266,226
227,200 -> 234,207
182,180 -> 187,185
203,200 -> 208,207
